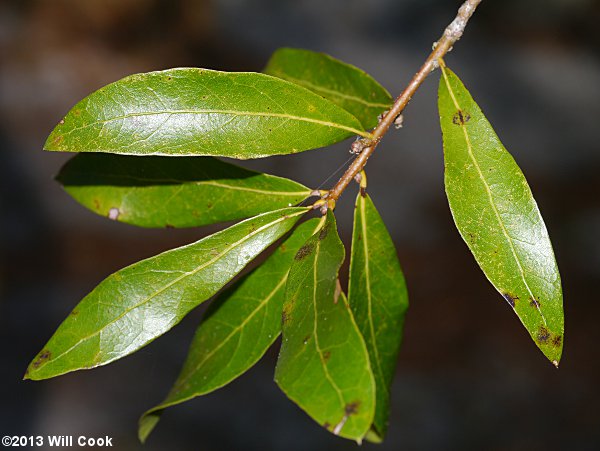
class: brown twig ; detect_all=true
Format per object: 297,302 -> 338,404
323,0 -> 483,209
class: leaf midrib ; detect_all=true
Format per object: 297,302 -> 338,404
64,172 -> 310,198
58,109 -> 371,139
441,69 -> 547,326
34,209 -> 306,373
312,238 -> 347,418
359,197 -> 387,398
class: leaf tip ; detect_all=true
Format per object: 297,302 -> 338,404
364,427 -> 384,444
138,412 -> 161,444
25,349 -> 53,380
44,114 -> 72,150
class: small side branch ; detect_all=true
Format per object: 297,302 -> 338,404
325,0 -> 483,205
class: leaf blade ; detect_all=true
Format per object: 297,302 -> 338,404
264,48 -> 392,129
57,153 -> 312,228
275,212 -> 375,441
25,207 -> 308,380
438,66 -> 564,364
138,218 -> 322,443
348,192 -> 408,440
45,69 -> 369,159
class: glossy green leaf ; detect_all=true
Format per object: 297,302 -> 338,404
57,153 -> 312,228
348,192 -> 408,441
138,218 -> 321,443
44,68 -> 370,159
264,48 -> 393,129
438,66 -> 564,365
275,212 -> 375,442
25,207 -> 308,380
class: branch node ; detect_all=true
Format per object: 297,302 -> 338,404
350,137 -> 374,155
393,114 -> 404,129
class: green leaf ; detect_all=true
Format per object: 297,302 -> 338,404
45,68 -> 370,159
138,218 -> 321,443
275,212 -> 375,442
438,66 -> 564,365
25,207 -> 308,380
264,48 -> 393,129
348,192 -> 408,441
57,153 -> 312,228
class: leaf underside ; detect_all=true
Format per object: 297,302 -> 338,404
264,48 -> 393,129
138,218 -> 321,443
25,207 -> 308,380
439,66 -> 564,365
275,212 -> 375,442
57,153 -> 312,228
349,192 -> 408,440
45,68 -> 369,159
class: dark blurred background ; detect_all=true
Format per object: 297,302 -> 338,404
1,1 -> 599,450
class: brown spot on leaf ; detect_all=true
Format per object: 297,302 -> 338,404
537,326 -> 551,344
279,244 -> 287,252
73,109 -> 81,116
345,401 -> 360,416
323,422 -> 331,430
295,243 -> 315,260
552,335 -> 562,348
452,110 -> 470,125
165,224 -> 175,229
282,302 -> 293,325
360,187 -> 367,198
529,297 -> 540,308
32,350 -> 52,369
502,292 -> 519,308
70,309 -> 79,316
52,135 -> 64,146
322,351 -> 331,362
319,224 -> 329,241
93,198 -> 100,210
